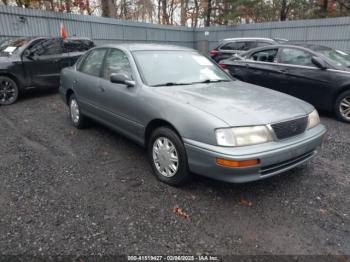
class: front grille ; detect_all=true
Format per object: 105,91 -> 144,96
271,116 -> 308,140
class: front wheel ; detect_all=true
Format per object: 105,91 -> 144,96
0,76 -> 19,105
335,90 -> 350,123
148,127 -> 192,186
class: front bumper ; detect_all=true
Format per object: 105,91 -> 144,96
184,124 -> 326,183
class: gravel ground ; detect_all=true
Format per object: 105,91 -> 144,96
0,90 -> 349,257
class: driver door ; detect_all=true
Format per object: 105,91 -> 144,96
22,38 -> 63,88
99,48 -> 143,141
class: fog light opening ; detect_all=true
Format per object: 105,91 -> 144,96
216,158 -> 260,168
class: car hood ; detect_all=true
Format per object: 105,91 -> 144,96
153,81 -> 313,126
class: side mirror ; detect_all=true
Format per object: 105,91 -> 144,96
110,73 -> 135,87
311,56 -> 327,70
23,49 -> 35,60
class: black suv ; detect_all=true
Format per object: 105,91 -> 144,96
0,36 -> 94,105
209,37 -> 287,63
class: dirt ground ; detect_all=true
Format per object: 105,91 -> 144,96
0,90 -> 349,257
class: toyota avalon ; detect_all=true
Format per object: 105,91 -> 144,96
59,44 -> 326,186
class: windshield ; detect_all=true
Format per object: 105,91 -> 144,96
133,50 -> 231,86
0,38 -> 30,56
313,47 -> 350,68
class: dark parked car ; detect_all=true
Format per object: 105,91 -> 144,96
0,36 -> 94,105
208,37 -> 287,63
59,44 -> 325,186
221,44 -> 350,123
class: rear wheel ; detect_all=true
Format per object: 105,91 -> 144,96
68,94 -> 88,129
0,76 -> 19,105
335,90 -> 350,123
148,127 -> 191,186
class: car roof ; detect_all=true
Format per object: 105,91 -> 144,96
100,43 -> 195,52
221,37 -> 275,42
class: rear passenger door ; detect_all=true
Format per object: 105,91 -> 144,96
244,48 -> 283,89
74,48 -> 108,118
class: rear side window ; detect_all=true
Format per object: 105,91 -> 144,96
78,48 -> 107,77
221,41 -> 255,51
103,49 -> 132,80
280,48 -> 314,67
250,49 -> 278,62
63,39 -> 94,53
29,38 -> 62,56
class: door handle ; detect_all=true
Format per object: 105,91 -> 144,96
53,59 -> 60,63
98,87 -> 105,92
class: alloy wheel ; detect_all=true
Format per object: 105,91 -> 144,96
339,96 -> 350,121
0,79 -> 18,105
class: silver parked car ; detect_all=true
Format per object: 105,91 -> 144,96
59,44 -> 326,186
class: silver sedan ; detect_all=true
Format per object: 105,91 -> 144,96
59,44 -> 326,186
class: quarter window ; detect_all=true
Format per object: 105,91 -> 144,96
250,49 -> 278,62
280,48 -> 314,67
103,49 -> 132,80
78,48 -> 107,77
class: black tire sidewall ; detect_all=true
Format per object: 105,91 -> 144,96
148,127 -> 191,186
335,90 -> 350,123
0,76 -> 19,105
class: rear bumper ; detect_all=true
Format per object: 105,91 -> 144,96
184,124 -> 326,183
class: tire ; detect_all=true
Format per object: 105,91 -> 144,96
0,76 -> 19,105
148,127 -> 191,186
335,90 -> 350,123
68,94 -> 88,129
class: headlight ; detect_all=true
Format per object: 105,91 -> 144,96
215,126 -> 273,147
307,109 -> 320,129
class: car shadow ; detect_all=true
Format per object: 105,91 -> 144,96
19,87 -> 59,102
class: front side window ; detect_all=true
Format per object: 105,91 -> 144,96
279,48 -> 314,67
250,49 -> 278,62
78,48 -> 107,77
313,48 -> 350,69
133,51 -> 231,86
29,38 -> 63,56
103,49 -> 132,80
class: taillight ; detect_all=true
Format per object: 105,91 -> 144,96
209,49 -> 218,57
218,63 -> 226,69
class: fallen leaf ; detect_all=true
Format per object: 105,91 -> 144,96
239,199 -> 253,206
319,208 -> 327,214
172,205 -> 189,219
69,129 -> 75,136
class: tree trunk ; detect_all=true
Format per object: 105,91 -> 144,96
193,0 -> 199,27
205,0 -> 212,27
161,0 -> 169,24
180,0 -> 187,26
280,0 -> 288,21
322,0 -> 328,13
101,0 -> 116,18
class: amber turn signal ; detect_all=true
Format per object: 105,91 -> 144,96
215,158 -> 260,168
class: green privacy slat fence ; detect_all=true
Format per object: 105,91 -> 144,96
1,5 -> 350,52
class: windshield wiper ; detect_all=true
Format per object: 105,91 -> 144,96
151,82 -> 191,87
191,79 -> 231,84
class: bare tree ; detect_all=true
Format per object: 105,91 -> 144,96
101,0 -> 116,17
